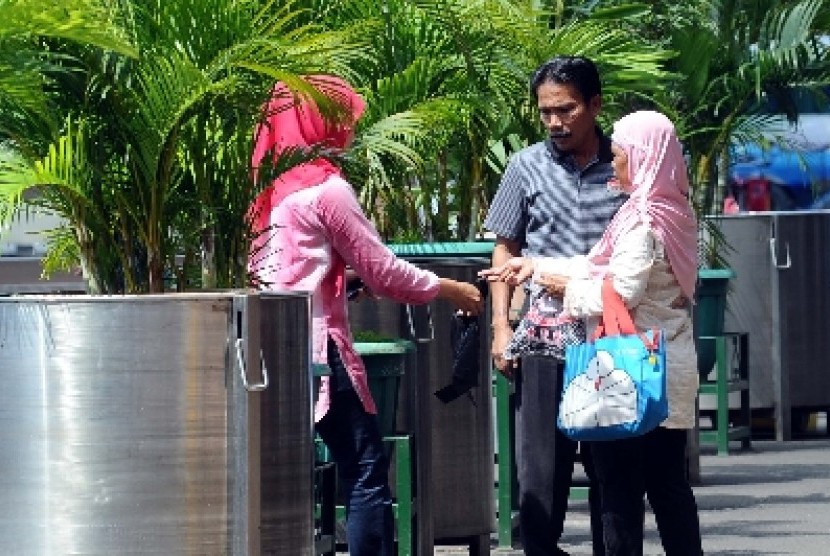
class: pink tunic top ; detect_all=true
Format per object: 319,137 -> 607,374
257,174 -> 440,422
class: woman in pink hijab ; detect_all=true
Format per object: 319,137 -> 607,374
481,111 -> 703,555
249,76 -> 482,555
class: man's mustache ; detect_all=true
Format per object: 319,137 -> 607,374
549,130 -> 571,139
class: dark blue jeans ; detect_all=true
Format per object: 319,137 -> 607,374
516,355 -> 604,556
316,341 -> 394,555
590,427 -> 703,556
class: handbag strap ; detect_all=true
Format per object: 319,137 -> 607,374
600,277 -> 637,336
592,277 -> 659,351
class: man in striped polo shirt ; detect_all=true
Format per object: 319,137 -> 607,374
484,56 -> 626,556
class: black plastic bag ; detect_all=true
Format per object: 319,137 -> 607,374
434,278 -> 488,404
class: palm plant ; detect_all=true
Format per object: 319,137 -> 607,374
0,0 -> 136,181
305,0 -> 673,242
655,1 -> 829,266
0,0 -> 138,292
587,0 -> 830,267
0,0 -> 136,158
0,0 -> 696,292
348,0 -> 539,241
0,0 -> 368,293
669,0 -> 830,216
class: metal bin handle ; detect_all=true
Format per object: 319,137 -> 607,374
769,237 -> 792,269
406,304 -> 435,343
234,338 -> 269,392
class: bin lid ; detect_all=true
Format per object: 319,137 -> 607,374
312,363 -> 331,377
354,340 -> 414,355
389,241 -> 494,258
698,268 -> 735,280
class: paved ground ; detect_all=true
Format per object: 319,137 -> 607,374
434,437 -> 830,555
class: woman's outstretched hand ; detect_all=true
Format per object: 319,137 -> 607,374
478,257 -> 534,286
437,278 -> 484,315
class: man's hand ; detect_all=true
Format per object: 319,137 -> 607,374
478,257 -> 535,286
536,272 -> 570,297
489,238 -> 521,380
491,320 -> 518,379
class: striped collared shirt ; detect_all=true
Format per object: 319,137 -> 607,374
484,132 -> 626,260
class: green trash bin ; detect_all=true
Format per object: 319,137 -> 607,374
389,241 -> 495,260
312,340 -> 413,552
355,340 -> 414,439
314,340 -> 412,461
694,268 -> 735,379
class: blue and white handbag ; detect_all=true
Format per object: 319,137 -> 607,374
557,278 -> 668,441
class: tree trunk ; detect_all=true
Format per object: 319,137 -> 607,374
147,250 -> 164,293
716,149 -> 730,213
201,223 -> 217,290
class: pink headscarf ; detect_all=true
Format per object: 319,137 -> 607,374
248,75 -> 366,233
247,75 -> 366,281
587,111 -> 698,300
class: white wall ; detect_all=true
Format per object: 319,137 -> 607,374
0,213 -> 63,256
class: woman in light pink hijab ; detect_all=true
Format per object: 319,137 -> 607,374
481,111 -> 703,555
585,110 -> 698,300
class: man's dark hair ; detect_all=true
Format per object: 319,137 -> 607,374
530,55 -> 601,104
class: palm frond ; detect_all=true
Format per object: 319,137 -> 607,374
129,51 -> 217,169
0,0 -> 136,57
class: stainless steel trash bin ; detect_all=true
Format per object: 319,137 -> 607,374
712,211 -> 830,439
348,242 -> 494,554
0,291 -> 313,555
